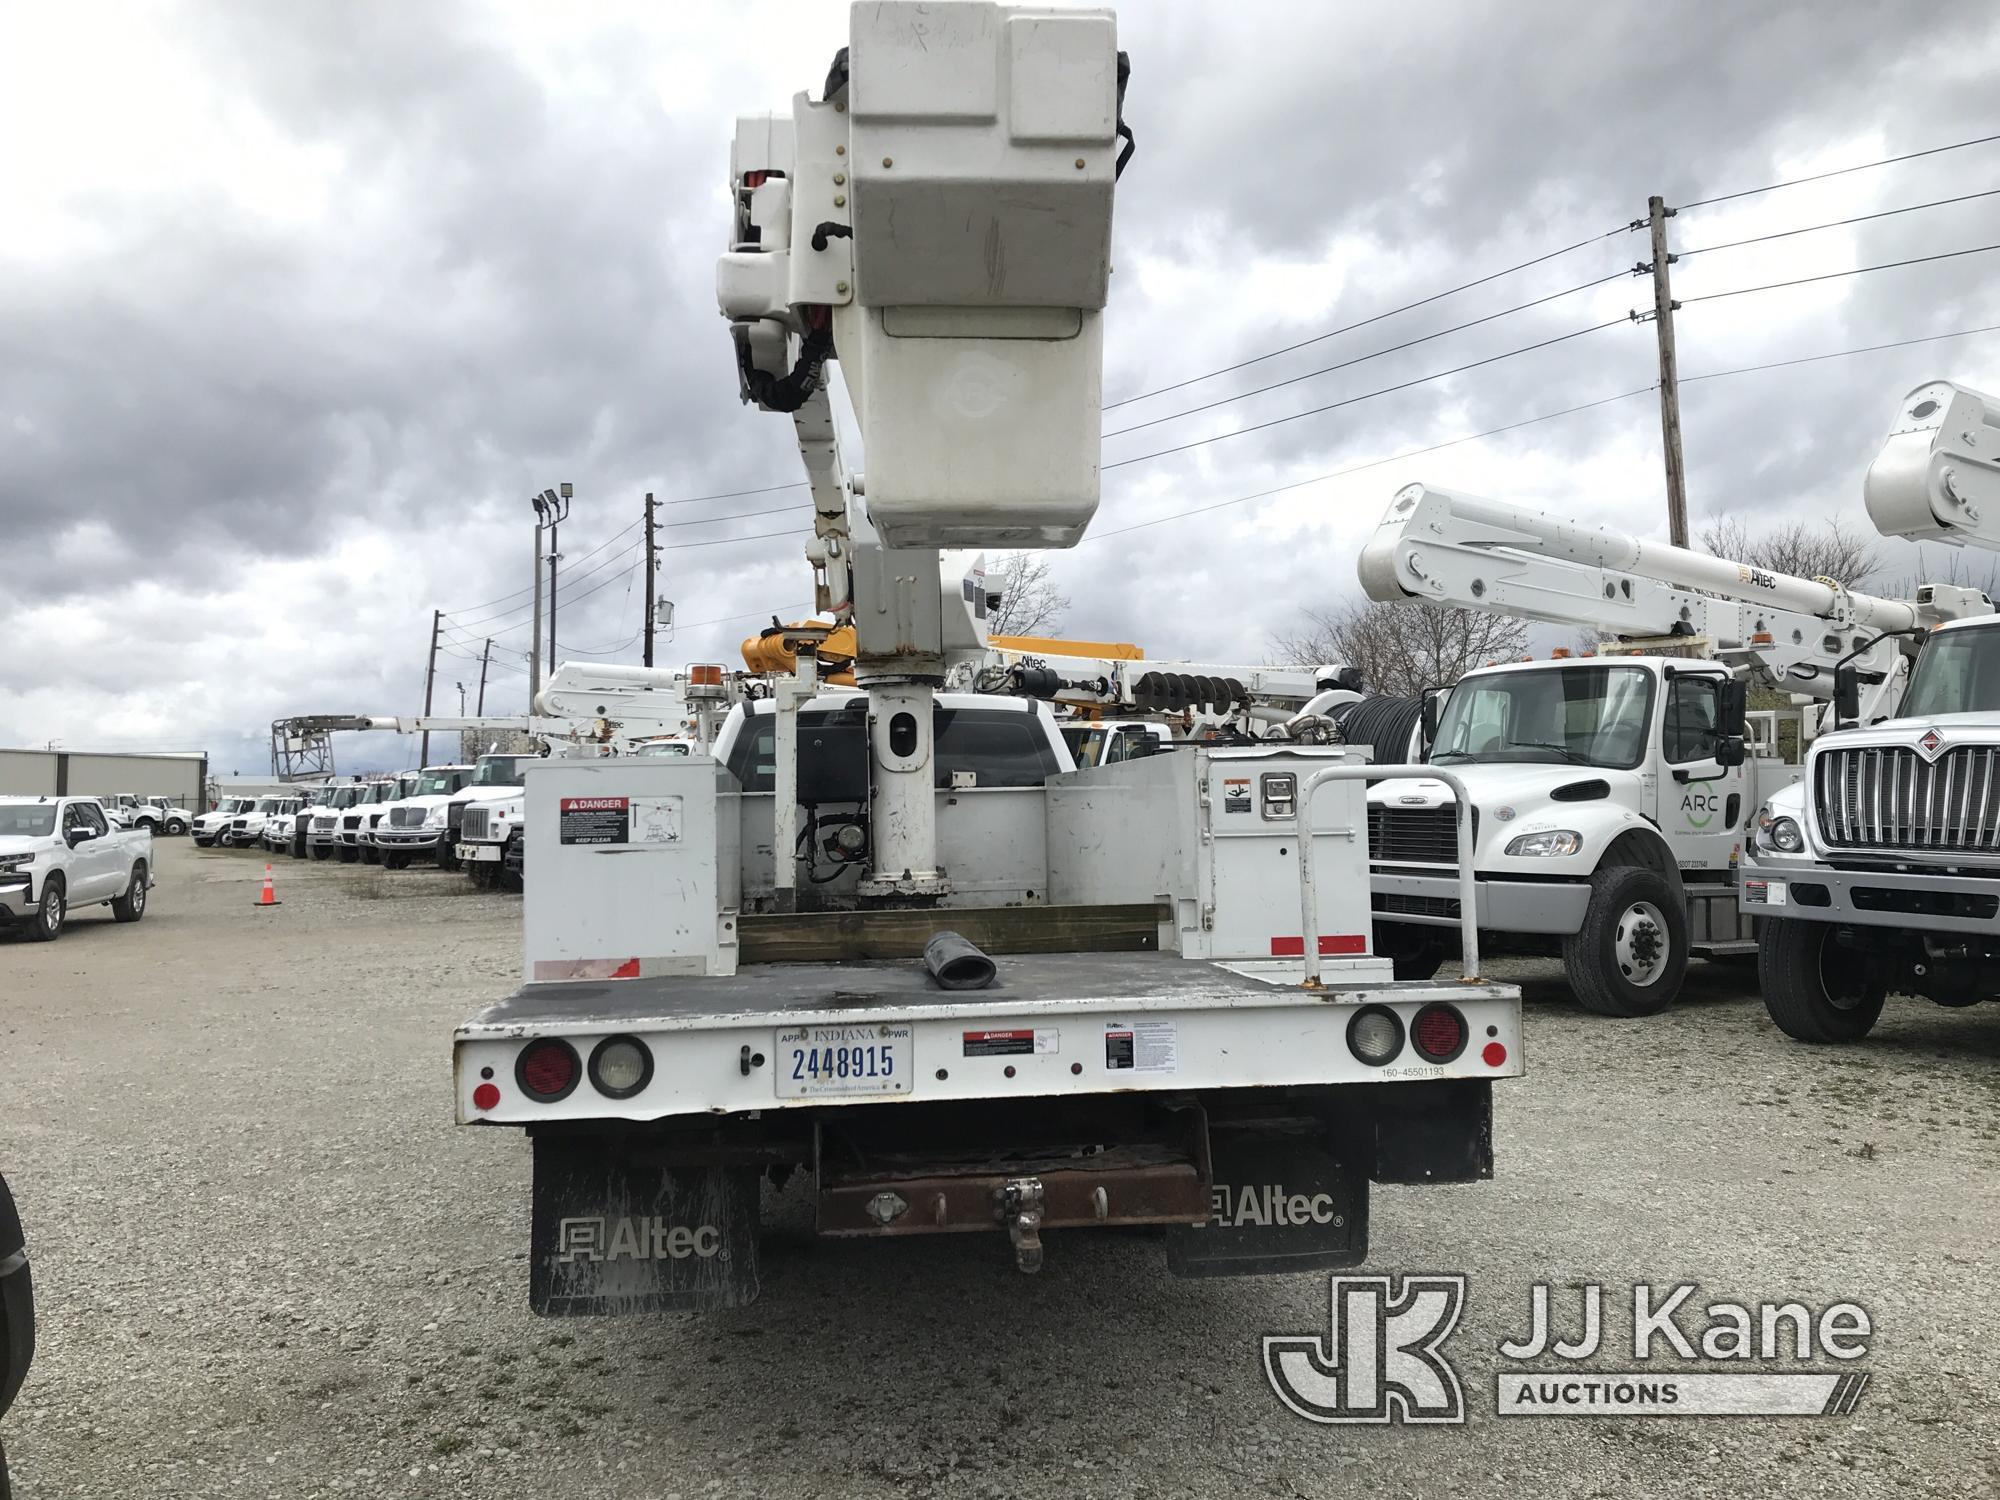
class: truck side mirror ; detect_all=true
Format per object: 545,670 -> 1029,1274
1716,678 -> 1747,737
1716,735 -> 1746,769
1420,693 -> 1440,750
1833,664 -> 1860,724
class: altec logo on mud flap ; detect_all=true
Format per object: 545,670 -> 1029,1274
556,1217 -> 723,1263
1212,1183 -> 1342,1228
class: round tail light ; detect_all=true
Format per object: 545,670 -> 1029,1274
1411,1003 -> 1468,1063
516,1039 -> 581,1101
589,1036 -> 654,1099
1346,1005 -> 1404,1067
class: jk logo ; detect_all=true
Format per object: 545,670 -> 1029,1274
1263,1275 -> 1467,1424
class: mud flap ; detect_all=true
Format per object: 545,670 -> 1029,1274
1164,1123 -> 1367,1278
528,1134 -> 760,1314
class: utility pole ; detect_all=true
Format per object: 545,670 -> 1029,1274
643,491 -> 658,668
1644,194 -> 1690,547
530,512 -> 544,704
456,682 -> 467,715
476,638 -> 491,714
420,608 -> 442,767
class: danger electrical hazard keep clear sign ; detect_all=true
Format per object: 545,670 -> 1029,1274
559,796 -> 628,845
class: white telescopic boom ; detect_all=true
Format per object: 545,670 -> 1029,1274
1359,483 -> 1922,635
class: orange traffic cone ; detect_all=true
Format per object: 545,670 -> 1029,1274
255,863 -> 282,909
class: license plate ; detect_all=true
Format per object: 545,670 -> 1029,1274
775,1023 -> 913,1099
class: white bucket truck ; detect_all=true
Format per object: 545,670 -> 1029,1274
451,4 -> 1522,1313
1742,380 -> 2000,1039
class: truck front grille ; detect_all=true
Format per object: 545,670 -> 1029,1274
389,806 -> 428,829
461,807 -> 492,842
1814,744 -> 2000,852
1368,805 -> 1475,865
312,815 -> 336,832
341,814 -> 362,831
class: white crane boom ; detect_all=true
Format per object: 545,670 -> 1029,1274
1357,481 -> 1991,721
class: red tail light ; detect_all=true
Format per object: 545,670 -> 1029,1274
516,1039 -> 581,1101
1411,1004 -> 1468,1063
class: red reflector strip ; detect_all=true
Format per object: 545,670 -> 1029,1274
1270,935 -> 1367,956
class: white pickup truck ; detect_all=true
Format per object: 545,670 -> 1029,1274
0,796 -> 153,942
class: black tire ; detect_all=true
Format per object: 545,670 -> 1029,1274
192,836 -> 213,848
383,852 -> 410,871
361,846 -> 380,865
25,876 -> 63,943
339,846 -> 360,865
111,863 -> 148,923
1757,918 -> 1886,1043
1561,864 -> 1688,1017
309,844 -> 331,862
165,818 -> 188,837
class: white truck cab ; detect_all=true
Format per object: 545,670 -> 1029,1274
192,797 -> 254,848
307,783 -> 370,860
1744,613 -> 2000,1040
438,754 -> 543,873
346,774 -> 421,863
372,765 -> 474,869
1367,653 -> 1758,1014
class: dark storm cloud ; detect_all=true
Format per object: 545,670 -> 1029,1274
4,0 -> 2000,753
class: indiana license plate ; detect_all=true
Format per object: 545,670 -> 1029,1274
774,1023 -> 913,1098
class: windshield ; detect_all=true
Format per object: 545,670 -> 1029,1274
633,741 -> 690,758
255,798 -> 281,813
1432,665 -> 1656,770
1901,625 -> 2000,717
224,798 -> 254,813
473,756 -> 535,785
413,770 -> 467,797
0,805 -> 57,838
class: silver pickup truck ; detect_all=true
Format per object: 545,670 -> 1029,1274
0,795 -> 153,942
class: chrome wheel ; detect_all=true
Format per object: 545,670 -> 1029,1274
39,884 -> 64,938
1613,900 -> 1670,987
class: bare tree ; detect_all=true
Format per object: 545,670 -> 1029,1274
459,727 -> 537,761
1698,515 -> 1879,587
1271,600 -> 1527,697
985,553 -> 1070,637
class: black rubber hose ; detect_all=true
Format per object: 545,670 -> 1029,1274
923,931 -> 997,991
1332,695 -> 1427,762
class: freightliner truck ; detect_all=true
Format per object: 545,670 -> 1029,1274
451,4 -> 1524,1312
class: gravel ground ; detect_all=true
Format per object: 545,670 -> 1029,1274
1,838 -> 1995,1499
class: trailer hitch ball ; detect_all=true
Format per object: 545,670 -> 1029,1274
997,1177 -> 1046,1274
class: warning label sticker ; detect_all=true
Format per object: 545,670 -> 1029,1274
962,1028 -> 1059,1058
630,795 -> 682,844
559,796 -> 629,845
1222,777 -> 1252,814
1104,1019 -> 1178,1074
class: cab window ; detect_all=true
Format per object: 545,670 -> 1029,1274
1663,675 -> 1724,764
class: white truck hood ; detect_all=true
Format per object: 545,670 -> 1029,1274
1366,763 -> 1643,811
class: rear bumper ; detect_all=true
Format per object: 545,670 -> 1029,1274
455,978 -> 1524,1127
1371,870 -> 1592,935
1741,850 -> 2000,935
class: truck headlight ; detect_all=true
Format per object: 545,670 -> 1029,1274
1505,829 -> 1581,858
1755,810 -> 1804,853
425,807 -> 447,829
0,854 -> 32,873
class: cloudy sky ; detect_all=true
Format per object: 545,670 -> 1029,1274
5,0 -> 1999,775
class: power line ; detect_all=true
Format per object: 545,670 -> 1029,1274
1089,319 -> 2000,546
661,501 -> 810,529
1101,269 -> 1628,440
1088,385 -> 1656,542
1679,131 -> 2000,212
444,517 -> 644,615
665,524 -> 812,552
1678,187 -> 2000,260
1680,242 -> 2000,306
446,533 -> 648,630
1680,321 -> 2000,385
1104,222 -> 1629,410
1102,316 -> 1628,473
